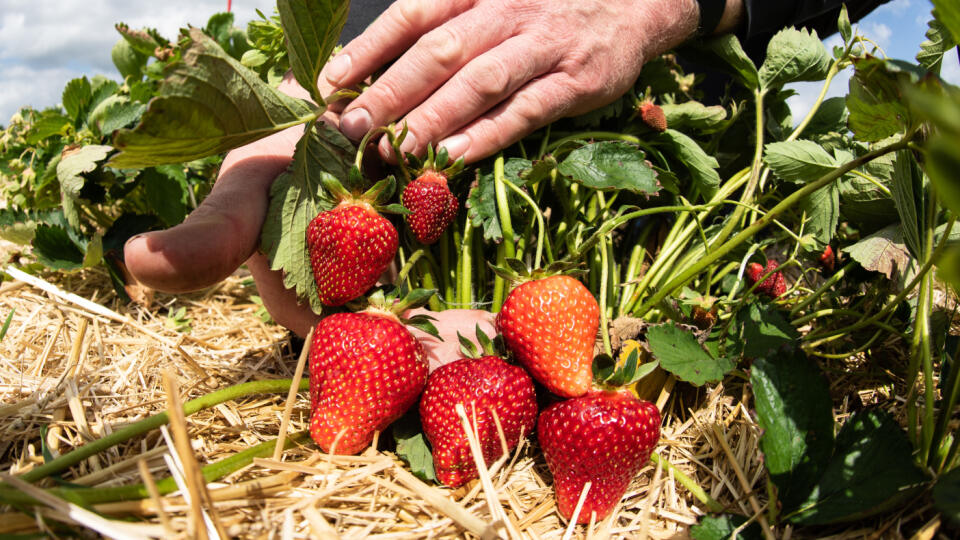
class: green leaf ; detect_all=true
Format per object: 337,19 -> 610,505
751,350 -> 834,514
800,182 -> 840,247
846,224 -> 913,280
111,37 -> 148,80
659,101 -> 727,131
261,122 -> 354,314
62,77 -> 92,121
57,145 -> 113,229
924,134 -> 960,217
758,28 -> 832,90
468,160 -> 528,243
110,28 -> 316,168
646,322 -> 734,386
846,58 -> 918,142
917,18 -> 956,74
115,23 -> 168,56
141,169 -> 188,226
25,111 -> 71,144
0,209 -> 39,245
98,100 -> 146,136
838,4 -> 852,43
890,150 -> 924,258
691,514 -> 764,540
803,97 -> 848,136
786,410 -> 927,524
932,0 -> 960,44
277,0 -> 349,104
839,157 -> 897,230
83,233 -> 103,268
32,225 -> 85,270
393,409 -> 437,482
764,140 -> 838,183
681,34 -> 759,90
557,141 -> 659,195
738,301 -> 799,359
0,309 -> 15,342
933,465 -> 960,525
654,130 -> 719,198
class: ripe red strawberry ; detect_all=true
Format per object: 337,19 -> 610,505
420,355 -> 537,487
309,310 -> 427,455
538,390 -> 661,523
819,245 -> 836,272
746,260 -> 787,298
496,275 -> 599,398
639,101 -> 667,132
402,170 -> 458,244
307,201 -> 399,306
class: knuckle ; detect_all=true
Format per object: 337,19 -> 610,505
393,0 -> 431,31
367,79 -> 406,117
463,56 -> 512,101
419,25 -> 463,69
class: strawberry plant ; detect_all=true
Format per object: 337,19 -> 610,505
4,0 -> 960,535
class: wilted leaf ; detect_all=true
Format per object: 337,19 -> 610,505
57,144 -> 113,228
557,141 -> 660,194
646,322 -> 734,386
751,350 -> 834,514
846,224 -> 913,279
759,28 -> 832,90
110,28 -> 316,168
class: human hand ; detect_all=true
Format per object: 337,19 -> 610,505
406,308 -> 497,372
325,0 -> 701,163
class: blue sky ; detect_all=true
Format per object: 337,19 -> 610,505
0,0 -> 956,123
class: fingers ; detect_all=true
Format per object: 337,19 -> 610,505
335,3 -> 509,142
375,34 -> 553,159
246,252 -> 320,337
123,126 -> 302,292
435,74 -> 582,163
323,0 -> 470,89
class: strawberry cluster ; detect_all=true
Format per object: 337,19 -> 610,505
746,260 -> 788,298
302,139 -> 660,525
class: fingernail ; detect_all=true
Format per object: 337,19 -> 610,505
323,54 -> 351,85
340,108 -> 372,140
439,134 -> 470,158
399,131 -> 418,154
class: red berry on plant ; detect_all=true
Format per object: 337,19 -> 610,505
308,310 -> 427,455
639,101 -> 668,132
819,245 -> 836,272
538,390 -> 661,523
420,355 -> 537,487
402,170 -> 458,245
497,275 -> 600,398
307,201 -> 399,306
747,260 -> 787,299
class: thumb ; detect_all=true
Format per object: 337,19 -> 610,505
124,127 -> 301,292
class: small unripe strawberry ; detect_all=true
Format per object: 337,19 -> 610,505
402,170 -> 458,244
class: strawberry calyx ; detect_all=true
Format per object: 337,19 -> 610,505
456,325 -> 505,359
590,345 -> 659,393
363,287 -> 441,338
488,257 -> 585,287
320,171 -> 407,216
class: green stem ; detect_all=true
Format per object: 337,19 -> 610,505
789,260 -> 856,317
633,136 -> 913,320
934,340 -> 960,472
396,249 -> 425,286
649,453 -> 724,513
599,236 -> 612,356
1,432 -> 310,506
492,156 -> 516,312
545,131 -> 641,154
440,230 -> 454,307
19,378 -> 307,484
790,309 -> 906,338
459,220 -> 474,308
503,178 -> 551,267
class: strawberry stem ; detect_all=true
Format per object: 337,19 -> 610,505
649,453 -> 724,513
17,378 -> 308,484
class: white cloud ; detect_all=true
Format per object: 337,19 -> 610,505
861,21 -> 893,50
943,48 -> 960,86
0,0 -> 274,120
876,0 -> 914,15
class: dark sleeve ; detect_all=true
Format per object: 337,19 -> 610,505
742,0 -> 891,59
339,0 -> 394,43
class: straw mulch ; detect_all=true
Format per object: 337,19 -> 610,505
0,262 -> 916,539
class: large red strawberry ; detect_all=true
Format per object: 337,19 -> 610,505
746,260 -> 787,299
309,308 -> 427,455
307,200 -> 398,306
402,170 -> 458,245
497,274 -> 600,398
420,335 -> 537,487
538,390 -> 661,523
